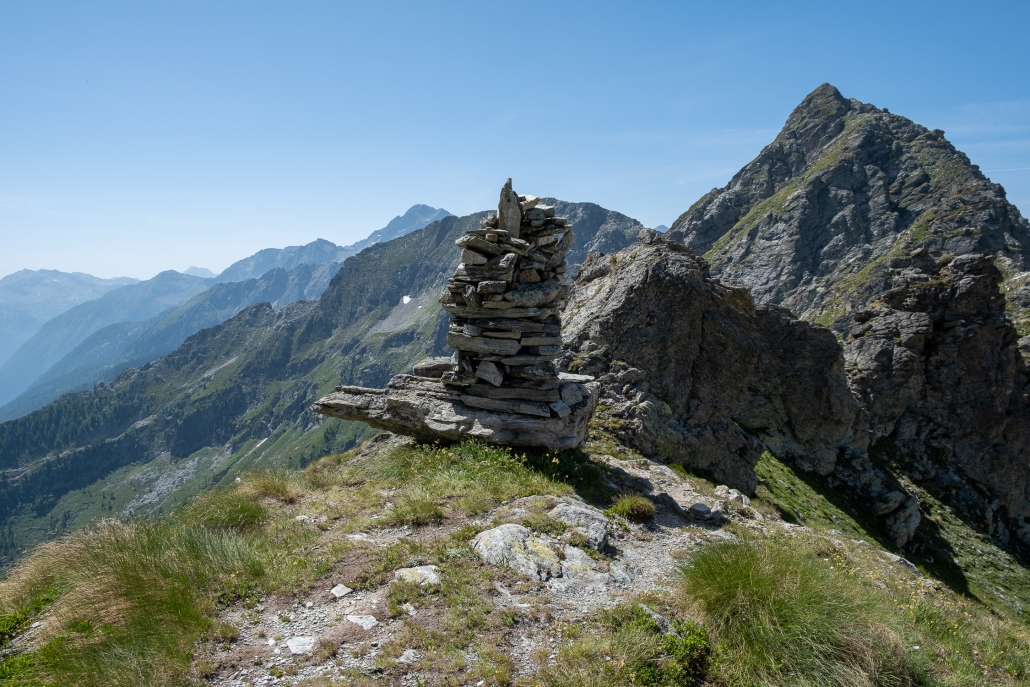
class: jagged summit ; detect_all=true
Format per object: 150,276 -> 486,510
668,83 -> 1030,331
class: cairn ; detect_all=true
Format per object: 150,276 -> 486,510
437,179 -> 578,418
311,179 -> 596,449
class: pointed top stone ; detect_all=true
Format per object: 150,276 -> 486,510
497,178 -> 523,240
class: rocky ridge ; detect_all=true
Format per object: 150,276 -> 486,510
667,83 -> 1030,334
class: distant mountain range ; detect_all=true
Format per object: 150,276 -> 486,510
0,205 -> 452,421
0,270 -> 138,368
214,205 -> 453,283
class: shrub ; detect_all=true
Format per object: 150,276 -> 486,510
606,494 -> 655,522
538,603 -> 708,686
679,538 -> 913,687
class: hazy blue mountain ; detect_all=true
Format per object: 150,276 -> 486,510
215,205 -> 452,283
0,262 -> 343,421
337,204 -> 453,257
183,266 -> 216,278
0,271 -> 213,408
653,224 -> 669,232
0,270 -> 138,368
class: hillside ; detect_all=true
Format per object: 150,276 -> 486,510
0,201 -> 644,563
0,270 -> 138,368
0,206 -> 450,423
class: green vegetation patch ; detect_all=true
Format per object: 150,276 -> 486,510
538,602 -> 709,686
605,494 -> 656,523
681,537 -> 914,687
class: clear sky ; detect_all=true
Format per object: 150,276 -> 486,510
2,1 -> 1028,280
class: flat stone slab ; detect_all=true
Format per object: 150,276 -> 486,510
286,636 -> 316,655
312,374 -> 597,450
346,615 -> 380,630
394,565 -> 441,586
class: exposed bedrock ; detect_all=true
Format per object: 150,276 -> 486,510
561,231 -> 1030,551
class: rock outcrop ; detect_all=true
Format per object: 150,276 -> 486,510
561,231 -> 870,496
843,252 -> 1030,546
313,180 -> 598,449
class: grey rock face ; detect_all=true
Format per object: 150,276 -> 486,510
844,254 -> 1030,546
559,231 -> 922,544
561,230 -> 866,497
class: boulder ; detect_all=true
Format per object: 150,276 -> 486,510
394,565 -> 441,586
548,502 -> 609,550
471,524 -> 562,580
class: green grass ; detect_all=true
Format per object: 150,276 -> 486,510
538,602 -> 709,687
681,537 -> 915,687
605,494 -> 656,523
183,490 -> 266,531
0,519 -> 264,687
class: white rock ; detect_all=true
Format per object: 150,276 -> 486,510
548,502 -> 609,550
472,524 -> 562,580
346,614 -> 380,630
714,485 -> 751,507
397,648 -> 420,664
393,565 -> 441,586
330,584 -> 353,599
305,601 -> 313,608
286,636 -> 316,654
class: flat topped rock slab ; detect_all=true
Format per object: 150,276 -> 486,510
311,374 -> 598,450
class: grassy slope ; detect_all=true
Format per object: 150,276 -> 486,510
1,434 -> 1028,686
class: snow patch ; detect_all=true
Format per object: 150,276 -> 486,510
402,295 -> 412,304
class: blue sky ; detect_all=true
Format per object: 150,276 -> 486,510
1,1 -> 1028,280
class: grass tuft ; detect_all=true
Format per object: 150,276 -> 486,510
184,489 -> 266,531
605,494 -> 655,523
680,537 -> 913,687
240,469 -> 303,503
384,489 -> 445,527
538,603 -> 709,686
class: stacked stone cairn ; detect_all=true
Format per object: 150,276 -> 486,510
311,178 -> 596,449
436,179 -> 580,419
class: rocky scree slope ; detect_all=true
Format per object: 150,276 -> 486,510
0,202 -> 644,563
667,83 -> 1030,334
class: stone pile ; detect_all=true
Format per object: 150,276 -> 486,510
311,179 -> 597,450
438,178 -> 579,419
